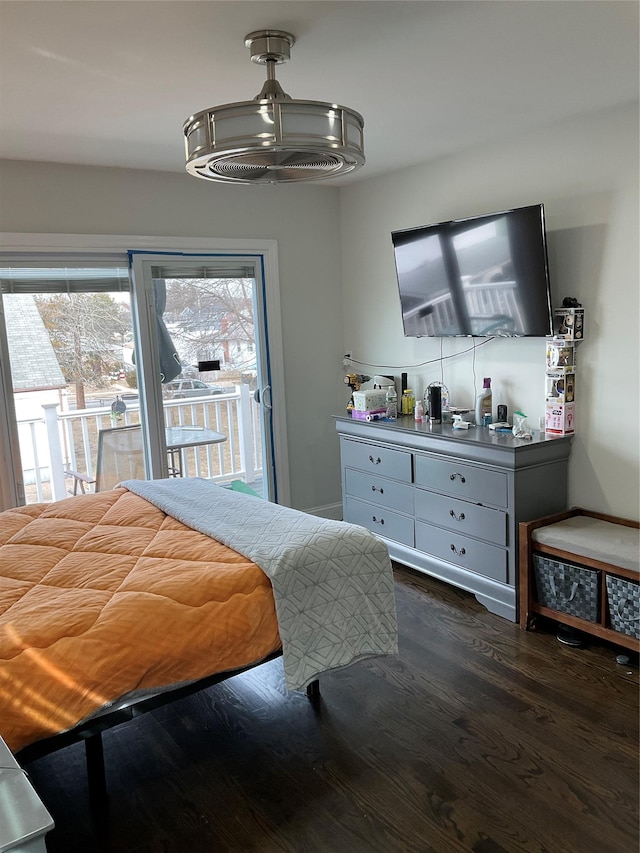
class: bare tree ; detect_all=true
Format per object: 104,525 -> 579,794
164,278 -> 255,370
35,293 -> 131,409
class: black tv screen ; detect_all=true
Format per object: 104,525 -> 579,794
391,203 -> 553,337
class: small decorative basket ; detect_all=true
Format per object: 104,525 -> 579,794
605,575 -> 640,639
533,554 -> 600,622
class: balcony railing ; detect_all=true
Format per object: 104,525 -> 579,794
17,385 -> 262,504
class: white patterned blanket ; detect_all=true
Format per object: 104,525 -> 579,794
121,479 -> 398,689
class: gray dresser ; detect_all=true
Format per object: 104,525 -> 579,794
336,416 -> 573,621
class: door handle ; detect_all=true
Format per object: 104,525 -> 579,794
254,386 -> 272,410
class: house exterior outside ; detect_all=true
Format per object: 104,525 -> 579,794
4,294 -> 67,483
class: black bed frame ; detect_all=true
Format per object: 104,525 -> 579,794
16,650 -> 320,807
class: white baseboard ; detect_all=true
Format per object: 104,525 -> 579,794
304,501 -> 343,520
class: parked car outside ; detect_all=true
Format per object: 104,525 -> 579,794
163,379 -> 226,399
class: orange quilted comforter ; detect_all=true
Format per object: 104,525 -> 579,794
0,488 -> 281,754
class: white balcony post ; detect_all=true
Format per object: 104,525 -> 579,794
237,384 -> 255,483
43,403 -> 67,500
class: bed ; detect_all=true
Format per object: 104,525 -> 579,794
0,478 -> 397,799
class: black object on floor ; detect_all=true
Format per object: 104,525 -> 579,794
556,624 -> 584,647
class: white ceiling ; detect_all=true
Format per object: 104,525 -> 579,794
0,1 -> 637,186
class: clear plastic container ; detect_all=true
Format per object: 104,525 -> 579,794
385,387 -> 398,420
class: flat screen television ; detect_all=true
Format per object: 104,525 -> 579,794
391,203 -> 553,337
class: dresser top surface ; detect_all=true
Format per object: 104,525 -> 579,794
335,415 -> 573,466
336,415 -> 570,448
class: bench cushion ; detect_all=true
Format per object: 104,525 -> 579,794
532,516 -> 639,573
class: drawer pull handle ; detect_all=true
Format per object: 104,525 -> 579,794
450,544 -> 466,556
369,455 -> 382,465
372,516 -> 385,525
449,510 -> 465,521
450,472 -> 466,483
371,485 -> 384,494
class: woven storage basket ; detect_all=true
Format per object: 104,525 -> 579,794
533,554 -> 600,622
605,575 -> 640,639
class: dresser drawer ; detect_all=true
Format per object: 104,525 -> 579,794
345,497 -> 414,547
415,520 -> 508,583
415,488 -> 506,546
414,455 -> 507,507
341,438 -> 412,483
345,468 -> 414,514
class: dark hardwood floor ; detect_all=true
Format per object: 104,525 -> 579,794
26,565 -> 639,852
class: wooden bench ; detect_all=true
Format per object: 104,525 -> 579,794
519,508 -> 640,652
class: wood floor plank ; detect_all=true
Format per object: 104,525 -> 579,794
23,565 -> 638,852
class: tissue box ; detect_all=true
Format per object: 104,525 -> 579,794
352,390 -> 388,412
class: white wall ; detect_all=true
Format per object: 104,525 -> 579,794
1,103 -> 638,518
0,161 -> 346,512
339,104 -> 639,519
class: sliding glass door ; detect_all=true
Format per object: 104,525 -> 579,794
129,252 -> 274,500
0,257 -> 135,505
0,250 -> 277,506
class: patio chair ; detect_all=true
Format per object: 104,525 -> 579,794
66,425 -> 144,494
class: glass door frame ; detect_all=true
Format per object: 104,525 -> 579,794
0,233 -> 290,510
0,297 -> 23,507
129,251 -> 278,500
